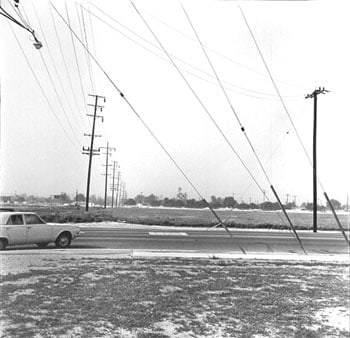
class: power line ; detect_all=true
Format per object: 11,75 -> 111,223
181,5 -> 305,249
85,3 -> 301,101
182,5 -> 273,186
74,2 -> 107,173
32,2 -> 88,132
238,3 -> 312,169
79,2 -> 96,94
51,2 -> 243,250
38,50 -> 83,145
65,3 -> 90,129
238,2 -> 348,244
49,5 -> 83,125
8,21 -> 79,150
139,3 -> 304,90
130,0 -> 266,198
76,2 -> 110,166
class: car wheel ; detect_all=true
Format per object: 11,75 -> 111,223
0,239 -> 7,251
37,242 -> 49,248
55,233 -> 71,248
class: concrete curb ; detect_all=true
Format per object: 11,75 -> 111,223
1,249 -> 348,262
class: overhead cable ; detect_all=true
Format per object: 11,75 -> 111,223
78,3 -> 96,94
181,5 -> 307,250
65,3 -> 90,128
32,2 -> 88,132
237,4 -> 313,171
182,5 -> 272,187
139,3 -> 304,90
8,21 -> 79,150
51,2 -> 244,251
49,5 -> 83,125
86,2 -> 300,101
129,0 -> 266,198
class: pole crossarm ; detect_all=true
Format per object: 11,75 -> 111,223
305,87 -> 330,99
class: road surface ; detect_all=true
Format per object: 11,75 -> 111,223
72,226 -> 349,255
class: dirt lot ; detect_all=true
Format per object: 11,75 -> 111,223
0,254 -> 349,337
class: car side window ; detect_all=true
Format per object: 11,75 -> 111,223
6,215 -> 24,225
25,214 -> 45,225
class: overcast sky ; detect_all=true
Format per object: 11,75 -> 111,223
1,0 -> 349,205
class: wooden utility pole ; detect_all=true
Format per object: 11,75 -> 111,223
305,87 -> 329,232
110,161 -> 119,208
115,171 -> 121,207
82,94 -> 105,211
100,142 -> 115,208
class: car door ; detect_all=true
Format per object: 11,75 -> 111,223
25,214 -> 52,244
5,214 -> 27,245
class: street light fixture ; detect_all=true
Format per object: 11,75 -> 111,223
0,1 -> 43,49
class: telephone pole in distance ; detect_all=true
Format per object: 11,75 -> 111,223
110,161 -> 119,208
100,142 -> 116,208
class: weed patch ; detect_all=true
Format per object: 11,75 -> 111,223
0,258 -> 349,337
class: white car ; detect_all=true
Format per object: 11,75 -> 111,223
0,212 -> 80,250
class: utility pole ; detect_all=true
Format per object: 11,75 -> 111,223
116,171 -> 121,207
122,183 -> 127,206
110,161 -> 119,208
262,190 -> 266,203
121,182 -> 126,206
305,87 -> 329,232
100,142 -> 115,208
82,94 -> 105,211
118,180 -> 123,207
286,194 -> 289,205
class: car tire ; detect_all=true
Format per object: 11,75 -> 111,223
37,242 -> 49,248
55,233 -> 71,248
0,239 -> 7,251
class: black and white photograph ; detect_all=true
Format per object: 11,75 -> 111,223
0,0 -> 349,336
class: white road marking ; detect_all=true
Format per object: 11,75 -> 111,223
149,232 -> 188,236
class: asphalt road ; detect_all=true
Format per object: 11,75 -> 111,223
73,227 -> 349,255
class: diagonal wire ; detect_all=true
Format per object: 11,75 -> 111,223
131,1 -> 305,252
79,2 -> 96,94
65,2 -> 90,128
181,5 -> 304,241
129,0 -> 266,198
7,21 -> 79,150
182,5 -> 272,187
237,3 -> 313,172
82,3 -> 285,102
51,2 -> 245,252
31,2 -> 87,132
86,2 -> 300,100
139,3 -> 304,90
48,4 -> 85,127
38,49 -> 83,146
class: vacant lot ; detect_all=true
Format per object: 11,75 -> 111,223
17,205 -> 350,231
0,255 -> 349,337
